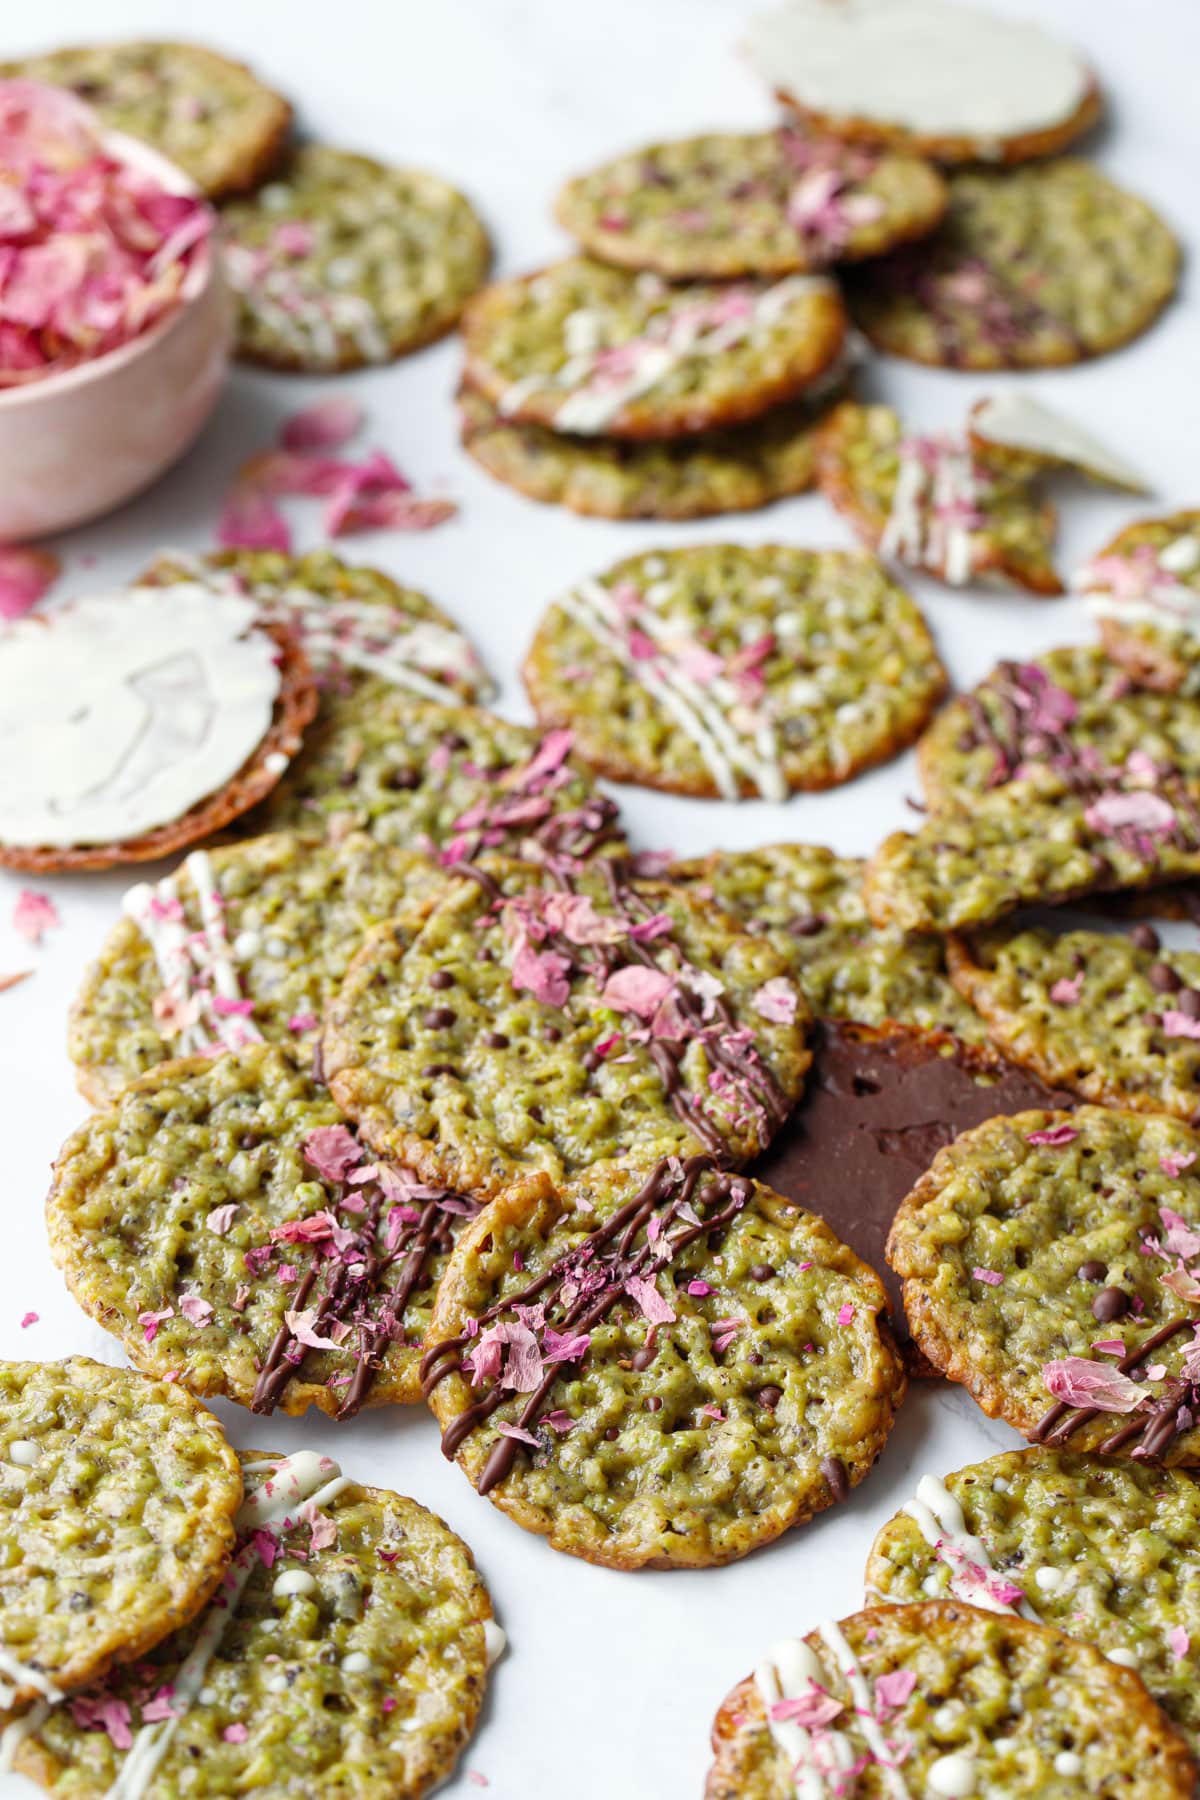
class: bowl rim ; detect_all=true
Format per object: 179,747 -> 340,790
0,126 -> 218,410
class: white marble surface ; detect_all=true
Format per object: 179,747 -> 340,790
0,1 -> 1196,1794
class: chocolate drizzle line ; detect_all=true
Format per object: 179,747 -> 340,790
420,1154 -> 751,1495
250,1161 -> 478,1420
1031,1315 -> 1195,1456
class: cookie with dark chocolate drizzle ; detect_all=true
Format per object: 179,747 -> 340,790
323,855 -> 812,1201
47,1043 -> 480,1417
422,1153 -> 905,1568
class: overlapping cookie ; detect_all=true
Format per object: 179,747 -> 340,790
222,144 -> 490,370
461,256 -> 847,438
68,832 -> 444,1105
49,1043 -> 482,1417
707,1601 -> 1194,1799
868,1449 -> 1200,1757
421,1153 -> 904,1567
0,584 -> 317,872
0,1358 -> 241,1710
0,39 -> 292,196
888,1106 -> 1200,1463
849,160 -> 1179,369
1077,510 -> 1200,694
744,0 -> 1102,165
323,855 -> 811,1199
4,1448 -> 499,1800
555,129 -> 945,278
668,841 -> 986,1041
523,545 -> 946,799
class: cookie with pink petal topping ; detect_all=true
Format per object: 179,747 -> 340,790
323,855 -> 812,1201
421,1152 -> 903,1568
1077,511 -> 1200,694
554,129 -> 945,279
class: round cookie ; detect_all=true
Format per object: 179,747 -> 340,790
888,1105 -> 1200,1463
48,1043 -> 480,1417
744,0 -> 1102,165
421,1154 -> 904,1568
752,1019 -> 1072,1360
1078,511 -> 1200,694
0,585 -> 316,873
523,545 -> 947,800
815,400 -> 1063,594
867,1449 -> 1200,1758
250,688 -> 623,859
458,376 -> 847,520
554,129 -> 946,278
0,40 -> 292,197
864,771 -> 1200,934
947,923 -> 1200,1123
917,647 -> 1200,812
221,144 -> 490,371
323,855 -> 812,1200
461,255 -> 847,439
0,1357 -> 241,1709
848,160 -> 1180,369
668,841 -> 987,1041
707,1600 -> 1195,1800
143,548 -> 494,707
68,831 -> 445,1106
6,1448 -> 497,1800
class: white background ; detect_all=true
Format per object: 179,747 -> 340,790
0,2 -> 1197,1794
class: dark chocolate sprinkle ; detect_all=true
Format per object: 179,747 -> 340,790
1149,962 -> 1182,994
756,1385 -> 782,1410
1078,1260 -> 1108,1282
1091,1287 -> 1130,1323
1130,924 -> 1161,953
820,1455 -> 849,1502
429,970 -> 454,990
422,1007 -> 457,1030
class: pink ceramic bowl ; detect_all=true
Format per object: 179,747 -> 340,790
0,132 -> 234,541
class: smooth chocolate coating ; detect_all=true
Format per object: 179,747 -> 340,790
751,1019 -> 1072,1350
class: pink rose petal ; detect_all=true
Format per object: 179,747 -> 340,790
281,396 -> 363,453
601,965 -> 674,1020
217,486 -> 291,553
1163,1011 -> 1200,1041
1027,1124 -> 1078,1147
1041,1357 -> 1147,1413
754,976 -> 798,1024
624,1274 -> 676,1326
179,1295 -> 213,1327
1049,975 -> 1083,1004
1170,1626 -> 1190,1662
302,1125 -> 362,1183
1161,1151 -> 1198,1179
972,1267 -> 1003,1286
11,889 -> 59,945
0,545 -> 57,620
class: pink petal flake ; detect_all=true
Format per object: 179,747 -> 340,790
301,1124 -> 363,1183
771,1690 -> 845,1729
509,938 -> 572,1008
138,1305 -> 173,1344
495,1422 -> 540,1447
19,1311 -> 37,1329
1160,1206 -> 1200,1259
1161,1151 -> 1198,1179
972,1267 -> 1003,1286
222,1724 -> 249,1744
1026,1124 -> 1078,1147
1049,975 -> 1083,1005
1084,791 -> 1177,837
836,1302 -> 855,1326
308,1512 -> 337,1553
601,965 -> 674,1020
1163,1011 -> 1200,1041
0,545 -> 58,620
178,1295 -> 213,1328
11,888 -> 59,946
624,1274 -> 676,1326
754,976 -> 798,1024
281,396 -> 363,452
873,1670 -> 917,1717
1041,1357 -> 1147,1413
1170,1626 -> 1190,1662
284,1309 -> 346,1352
216,486 -> 291,554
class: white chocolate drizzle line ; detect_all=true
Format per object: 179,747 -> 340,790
903,1473 -> 1041,1622
755,1626 -> 912,1799
880,440 -> 978,587
102,1452 -> 347,1800
500,275 -> 835,436
0,1648 -> 63,1712
560,578 -> 786,802
1079,536 -> 1200,638
0,1700 -> 49,1773
817,1620 -> 911,1800
123,852 -> 264,1057
223,248 -> 388,369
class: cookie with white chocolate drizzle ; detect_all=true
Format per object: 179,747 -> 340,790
323,854 -> 812,1201
49,1043 -> 482,1416
706,1600 -> 1195,1799
523,544 -> 946,799
422,1153 -> 904,1568
3,1448 -> 498,1800
1077,510 -> 1200,695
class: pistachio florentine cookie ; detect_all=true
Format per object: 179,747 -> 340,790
706,1600 -> 1195,1800
888,1106 -> 1200,1463
668,842 -> 986,1041
68,832 -> 445,1106
458,377 -> 847,519
250,690 -> 622,859
0,1357 -> 241,1709
48,1043 -> 482,1417
555,129 -> 946,279
222,144 -> 490,370
917,647 -> 1200,812
422,1154 -> 903,1568
946,923 -> 1200,1122
0,40 -> 292,196
142,548 -> 494,707
1077,511 -> 1200,694
867,1449 -> 1200,1757
865,770 -> 1200,933
849,160 -> 1179,369
744,0 -> 1102,165
461,255 -> 847,439
7,1449 -> 497,1800
323,855 -> 811,1199
816,400 -> 1062,594
523,545 -> 946,799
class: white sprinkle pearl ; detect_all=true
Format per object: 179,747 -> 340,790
232,930 -> 261,960
197,1687 -> 216,1706
1055,1752 -> 1083,1776
1108,1647 -> 1139,1668
266,1674 -> 288,1694
341,1652 -> 373,1674
272,1569 -> 316,1599
928,1752 -> 977,1797
8,1442 -> 38,1466
1033,1565 -> 1063,1592
483,1621 -> 507,1667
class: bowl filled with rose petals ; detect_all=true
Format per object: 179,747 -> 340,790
0,79 -> 232,539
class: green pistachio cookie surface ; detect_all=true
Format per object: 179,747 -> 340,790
1079,511 -> 1200,694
